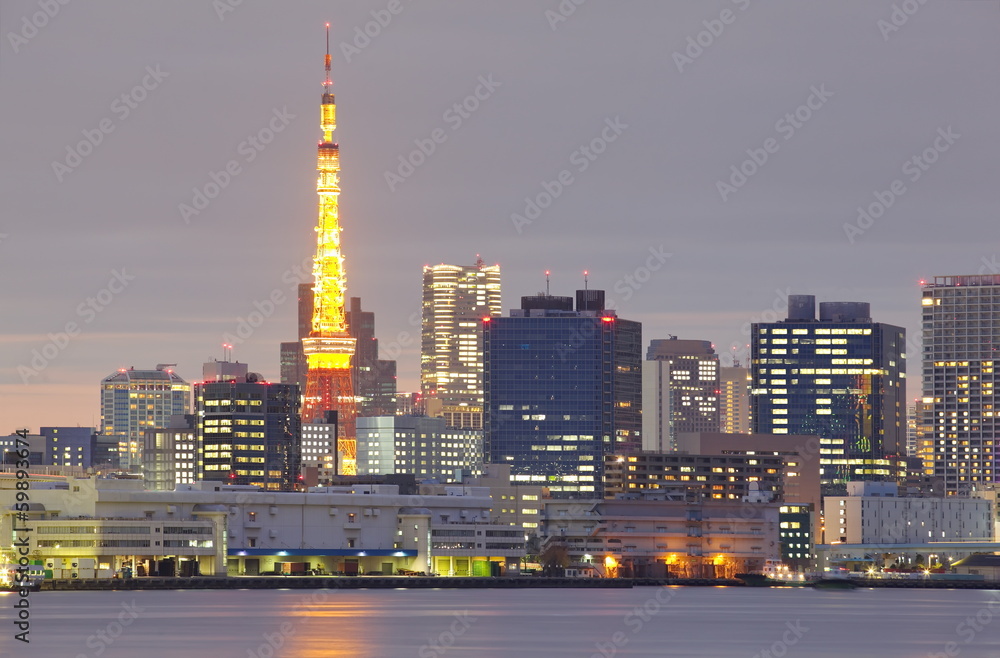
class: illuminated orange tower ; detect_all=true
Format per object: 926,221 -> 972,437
302,24 -> 357,474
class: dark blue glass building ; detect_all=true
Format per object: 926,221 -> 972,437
484,290 -> 641,497
751,296 -> 906,484
195,367 -> 301,491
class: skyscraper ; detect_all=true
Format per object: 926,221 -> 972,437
100,365 -> 191,471
751,295 -> 906,484
346,297 -> 397,417
484,289 -> 641,496
641,338 -> 720,452
720,366 -> 751,434
301,28 -> 357,474
195,361 -> 301,491
921,274 -> 1000,493
421,258 -> 501,428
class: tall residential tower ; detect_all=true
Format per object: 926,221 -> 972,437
921,274 -> 999,493
301,27 -> 357,474
421,258 -> 501,428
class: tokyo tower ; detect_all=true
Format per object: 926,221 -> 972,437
302,24 -> 357,474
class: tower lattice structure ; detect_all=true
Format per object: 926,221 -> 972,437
302,25 -> 357,474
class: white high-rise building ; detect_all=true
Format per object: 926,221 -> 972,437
356,416 -> 482,482
420,257 -> 501,428
100,365 -> 191,471
642,338 -> 719,452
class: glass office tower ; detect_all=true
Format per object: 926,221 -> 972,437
752,295 -> 906,484
484,289 -> 641,496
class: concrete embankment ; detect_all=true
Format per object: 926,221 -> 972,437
38,576 -> 999,591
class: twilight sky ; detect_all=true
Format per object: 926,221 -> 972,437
1,0 -> 998,431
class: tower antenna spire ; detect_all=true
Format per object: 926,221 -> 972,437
324,23 -> 332,91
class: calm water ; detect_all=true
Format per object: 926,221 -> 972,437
3,586 -> 1000,658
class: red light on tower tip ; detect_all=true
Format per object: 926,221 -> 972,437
482,317 -> 491,323
601,317 -> 614,323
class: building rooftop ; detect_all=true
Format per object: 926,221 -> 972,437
101,366 -> 188,384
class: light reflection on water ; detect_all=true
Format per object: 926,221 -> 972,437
4,586 -> 1000,658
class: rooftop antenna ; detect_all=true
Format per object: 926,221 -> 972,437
223,343 -> 233,362
545,270 -> 550,296
584,270 -> 589,291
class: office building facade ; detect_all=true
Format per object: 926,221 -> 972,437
751,295 -> 906,483
346,297 -> 397,417
39,427 -> 95,468
421,258 -> 502,428
142,416 -> 196,491
642,338 -> 720,452
484,289 -> 641,496
100,365 -> 191,471
302,411 -> 338,484
720,366 -> 751,434
921,274 -> 1000,493
355,415 -> 482,482
195,362 -> 301,491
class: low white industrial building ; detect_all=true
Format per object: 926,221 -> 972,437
0,477 -> 525,579
818,481 -> 998,569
